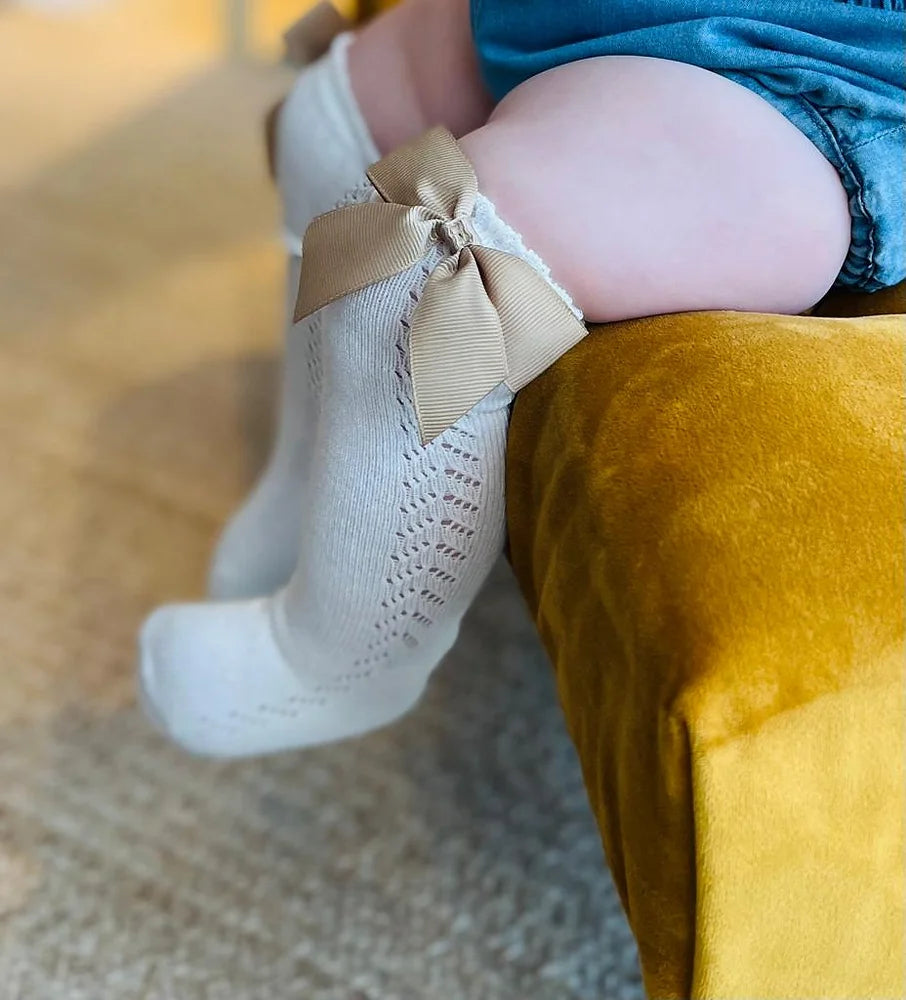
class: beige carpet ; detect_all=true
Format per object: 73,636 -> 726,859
0,4 -> 642,997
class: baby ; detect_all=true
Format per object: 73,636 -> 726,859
138,0 -> 905,756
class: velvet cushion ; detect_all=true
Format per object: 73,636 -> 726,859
506,290 -> 905,998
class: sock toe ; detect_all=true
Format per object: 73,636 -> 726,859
137,597 -> 431,758
139,599 -> 291,757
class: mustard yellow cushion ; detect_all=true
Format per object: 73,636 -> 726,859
506,296 -> 905,998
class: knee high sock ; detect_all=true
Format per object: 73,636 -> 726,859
207,33 -> 378,600
139,180 -> 580,758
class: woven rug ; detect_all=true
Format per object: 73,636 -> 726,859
0,4 -> 642,997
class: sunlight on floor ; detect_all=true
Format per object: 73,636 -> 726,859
0,0 -> 319,187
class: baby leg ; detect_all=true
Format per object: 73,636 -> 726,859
348,0 -> 493,153
209,0 -> 491,599
142,57 -> 850,758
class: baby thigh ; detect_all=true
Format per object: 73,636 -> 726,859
460,56 -> 851,321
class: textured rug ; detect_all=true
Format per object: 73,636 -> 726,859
0,4 -> 642,997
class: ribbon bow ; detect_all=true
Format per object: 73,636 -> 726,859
294,127 -> 587,444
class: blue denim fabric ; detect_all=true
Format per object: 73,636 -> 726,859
471,1 -> 905,290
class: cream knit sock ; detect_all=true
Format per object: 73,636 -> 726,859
207,32 -> 379,600
140,185 -> 579,758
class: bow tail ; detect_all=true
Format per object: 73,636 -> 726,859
294,201 -> 434,322
409,251 -> 508,444
472,246 -> 587,393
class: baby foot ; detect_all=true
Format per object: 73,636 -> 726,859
140,595 -> 440,756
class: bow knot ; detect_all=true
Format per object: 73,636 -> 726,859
433,217 -> 475,254
294,127 -> 586,444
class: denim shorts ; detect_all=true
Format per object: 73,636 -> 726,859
471,0 -> 906,291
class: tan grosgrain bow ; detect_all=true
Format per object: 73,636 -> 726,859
294,127 -> 586,444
